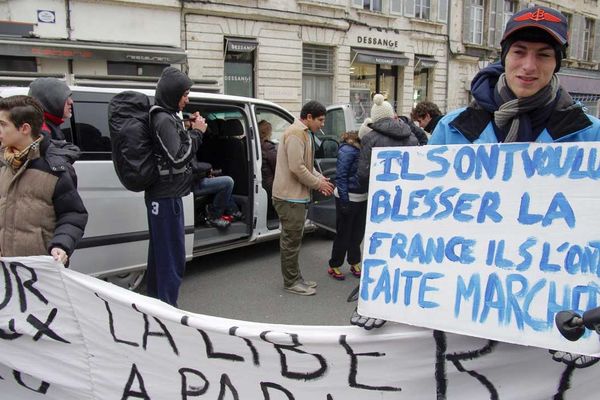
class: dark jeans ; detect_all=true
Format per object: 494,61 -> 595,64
145,197 -> 186,306
273,199 -> 307,287
329,198 -> 367,268
195,175 -> 237,218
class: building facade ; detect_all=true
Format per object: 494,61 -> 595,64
0,0 -> 598,117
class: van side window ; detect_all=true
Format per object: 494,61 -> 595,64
254,108 -> 292,143
323,107 -> 345,137
71,102 -> 112,159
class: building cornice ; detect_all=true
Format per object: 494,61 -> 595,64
182,1 -> 350,31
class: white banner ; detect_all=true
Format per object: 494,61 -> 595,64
0,256 -> 599,399
358,143 -> 600,356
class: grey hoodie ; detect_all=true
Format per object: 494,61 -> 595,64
357,117 -> 419,192
28,78 -> 72,141
28,78 -> 71,118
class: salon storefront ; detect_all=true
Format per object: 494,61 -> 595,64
180,2 -> 447,116
346,27 -> 445,121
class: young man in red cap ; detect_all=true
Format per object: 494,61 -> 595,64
429,5 -> 600,144
354,5 -> 600,369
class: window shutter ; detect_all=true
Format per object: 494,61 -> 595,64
492,0 -> 505,47
404,0 -> 415,18
592,20 -> 600,63
437,0 -> 448,22
302,45 -> 334,74
352,0 -> 363,8
390,0 -> 402,14
570,15 -> 585,60
463,1 -> 473,43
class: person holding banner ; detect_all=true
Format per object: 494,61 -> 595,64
353,6 -> 600,368
429,6 -> 600,146
0,95 -> 88,265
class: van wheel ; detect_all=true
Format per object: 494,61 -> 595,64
104,270 -> 145,291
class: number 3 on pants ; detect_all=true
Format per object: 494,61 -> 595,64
151,201 -> 159,215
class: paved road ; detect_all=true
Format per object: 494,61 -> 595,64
142,233 -> 359,326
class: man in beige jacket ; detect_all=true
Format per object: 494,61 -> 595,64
272,100 -> 334,295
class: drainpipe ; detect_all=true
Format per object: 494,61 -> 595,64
180,0 -> 190,74
65,0 -> 73,82
445,1 -> 452,113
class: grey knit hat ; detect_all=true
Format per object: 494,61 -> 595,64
370,94 -> 394,123
28,78 -> 71,118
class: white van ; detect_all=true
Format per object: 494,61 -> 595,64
0,86 -> 348,289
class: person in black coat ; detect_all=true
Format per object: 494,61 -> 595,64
357,94 -> 419,193
258,120 -> 277,219
145,67 -> 207,306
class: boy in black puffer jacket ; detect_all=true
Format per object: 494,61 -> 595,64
0,95 -> 87,265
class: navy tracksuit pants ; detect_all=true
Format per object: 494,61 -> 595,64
145,197 -> 186,306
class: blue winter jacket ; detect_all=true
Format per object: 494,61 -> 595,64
335,143 -> 363,202
430,62 -> 600,144
429,108 -> 600,145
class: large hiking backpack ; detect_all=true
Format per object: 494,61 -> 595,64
108,91 -> 160,192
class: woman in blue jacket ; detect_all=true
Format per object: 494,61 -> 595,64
327,131 -> 367,280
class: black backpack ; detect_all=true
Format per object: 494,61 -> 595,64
108,91 -> 161,192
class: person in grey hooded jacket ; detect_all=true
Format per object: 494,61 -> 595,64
28,78 -> 73,141
357,94 -> 419,192
145,67 -> 206,306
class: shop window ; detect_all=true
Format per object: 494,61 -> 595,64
224,39 -> 257,98
350,63 -> 376,120
350,51 -> 401,114
413,68 -> 430,106
107,62 -> 167,77
379,64 -> 398,109
0,56 -> 36,72
302,44 -> 334,105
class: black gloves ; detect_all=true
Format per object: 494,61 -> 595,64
350,307 -> 387,330
549,350 -> 599,368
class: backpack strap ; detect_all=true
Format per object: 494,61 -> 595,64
149,105 -> 190,176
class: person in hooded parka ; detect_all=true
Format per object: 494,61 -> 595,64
144,67 -> 207,306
